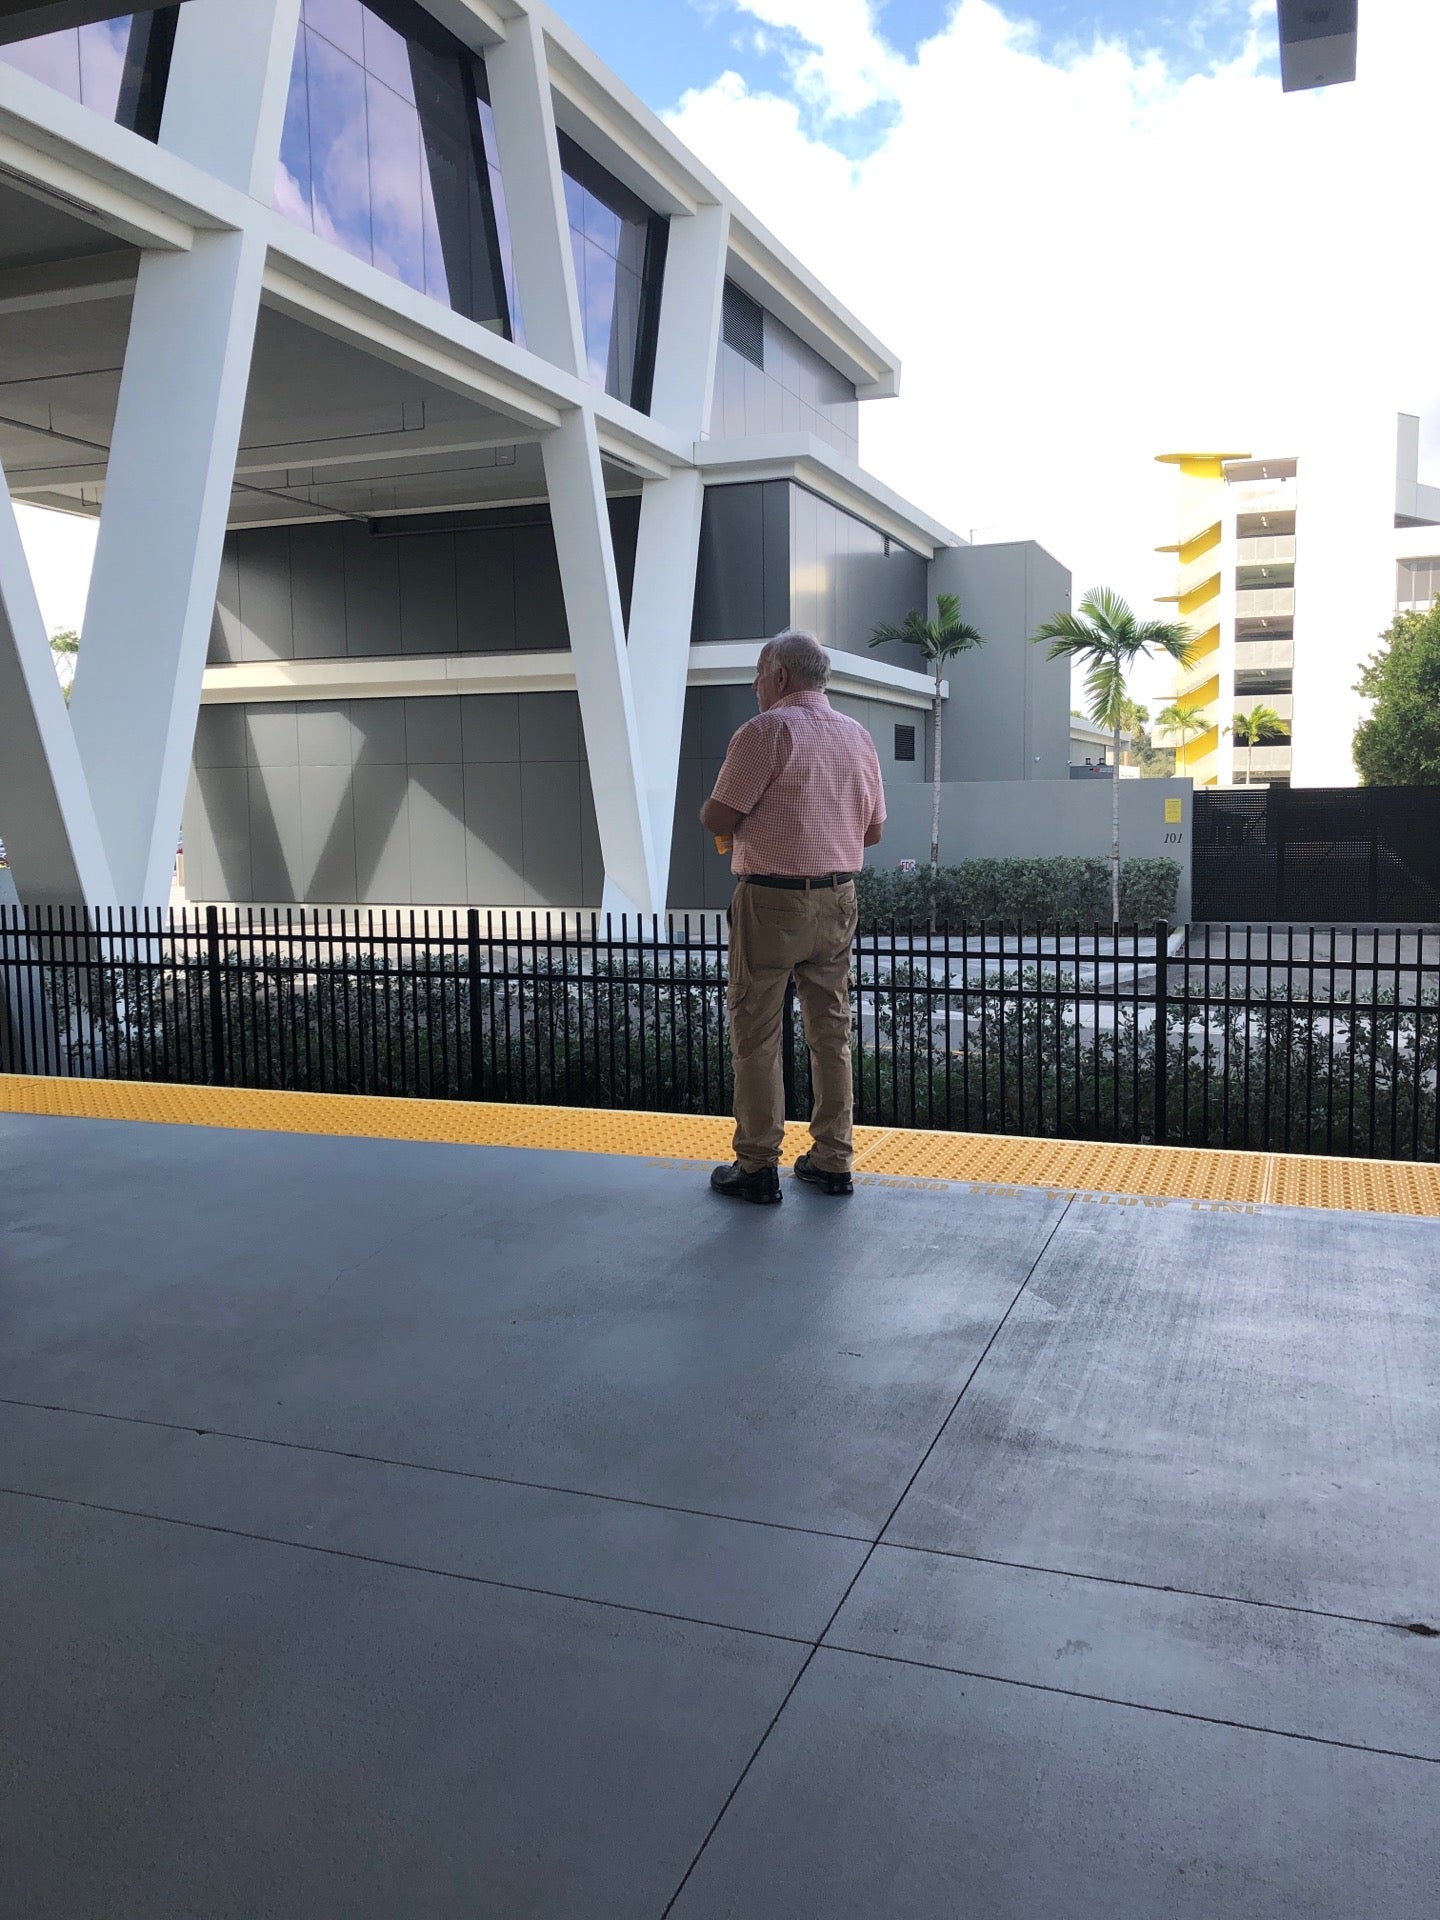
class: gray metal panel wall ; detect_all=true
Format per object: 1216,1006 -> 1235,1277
708,313 -> 859,461
691,482 -> 790,642
927,541 -> 1072,783
211,502 -> 642,665
183,693 -> 602,908
789,485 -> 928,661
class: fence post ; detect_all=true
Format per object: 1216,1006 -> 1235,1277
1367,790 -> 1380,919
782,977 -> 798,1120
205,903 -> 226,1086
466,907 -> 482,1101
1153,918 -> 1169,1145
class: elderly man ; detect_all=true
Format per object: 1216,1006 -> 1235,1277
700,630 -> 886,1204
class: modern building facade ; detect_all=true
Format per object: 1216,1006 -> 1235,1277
1153,417 -> 1440,790
0,0 -> 1068,916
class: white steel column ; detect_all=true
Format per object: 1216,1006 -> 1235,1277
542,410 -> 656,917
484,10 -> 585,377
646,202 -> 728,444
626,470 -> 706,905
626,204 -> 728,906
68,0 -> 298,906
158,0 -> 302,197
0,465 -> 112,906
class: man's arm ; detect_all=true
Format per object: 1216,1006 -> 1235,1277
700,796 -> 744,835
864,821 -> 883,847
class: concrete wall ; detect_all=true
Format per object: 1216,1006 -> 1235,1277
928,541 -> 1071,783
868,777 -> 1194,923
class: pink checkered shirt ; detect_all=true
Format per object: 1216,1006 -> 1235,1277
709,691 -> 886,878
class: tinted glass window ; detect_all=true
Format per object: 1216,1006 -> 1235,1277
0,7 -> 178,141
557,133 -> 667,413
275,0 -> 512,336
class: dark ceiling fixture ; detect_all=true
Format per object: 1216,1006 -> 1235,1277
1277,0 -> 1358,92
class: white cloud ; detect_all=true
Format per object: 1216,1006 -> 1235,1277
667,0 -> 1440,697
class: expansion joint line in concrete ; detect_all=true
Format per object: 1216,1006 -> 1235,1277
3,1075 -> 1440,1218
658,1199 -> 1075,1918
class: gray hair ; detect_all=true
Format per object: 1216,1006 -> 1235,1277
764,628 -> 830,689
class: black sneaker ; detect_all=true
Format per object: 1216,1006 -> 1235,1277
710,1162 -> 782,1205
793,1153 -> 853,1196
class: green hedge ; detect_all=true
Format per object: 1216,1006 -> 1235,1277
854,856 -> 1181,929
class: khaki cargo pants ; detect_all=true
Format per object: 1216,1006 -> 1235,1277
726,878 -> 858,1175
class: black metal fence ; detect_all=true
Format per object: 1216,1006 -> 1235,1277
1,906 -> 1436,1161
1193,787 -> 1440,922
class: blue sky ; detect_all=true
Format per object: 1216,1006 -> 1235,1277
557,1 -> 1268,116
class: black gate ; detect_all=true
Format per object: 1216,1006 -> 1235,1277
1193,787 -> 1440,921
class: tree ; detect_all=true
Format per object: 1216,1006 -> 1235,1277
50,626 -> 79,702
869,591 -> 985,881
1031,588 -> 1192,925
1352,604 -> 1440,785
1227,704 -> 1289,786
1156,700 -> 1209,775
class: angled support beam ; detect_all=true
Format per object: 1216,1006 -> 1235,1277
483,9 -> 585,378
542,408 -> 656,917
0,460 -> 112,906
159,0 -> 302,198
626,469 -> 706,907
69,227 -> 268,905
625,204 -> 727,906
66,0 -> 299,908
648,202 -> 728,444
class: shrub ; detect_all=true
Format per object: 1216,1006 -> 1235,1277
854,857 -> 1180,929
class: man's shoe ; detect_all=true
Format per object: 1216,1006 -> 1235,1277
793,1153 -> 853,1196
710,1162 -> 782,1205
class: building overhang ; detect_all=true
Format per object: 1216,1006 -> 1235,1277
696,434 -> 961,559
199,645 -> 944,712
686,643 -> 940,710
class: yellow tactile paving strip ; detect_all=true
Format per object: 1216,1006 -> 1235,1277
2,1073 -> 1438,1218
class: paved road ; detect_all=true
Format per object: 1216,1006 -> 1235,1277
1,1115 -> 1437,1917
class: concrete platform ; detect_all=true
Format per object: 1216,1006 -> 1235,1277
1,1112 -> 1437,1917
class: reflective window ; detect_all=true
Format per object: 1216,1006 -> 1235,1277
275,0 -> 513,336
0,7 -> 178,141
558,134 -> 667,413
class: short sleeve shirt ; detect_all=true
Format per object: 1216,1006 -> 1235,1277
709,691 -> 886,876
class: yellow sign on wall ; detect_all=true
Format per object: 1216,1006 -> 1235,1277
1164,799 -> 1183,824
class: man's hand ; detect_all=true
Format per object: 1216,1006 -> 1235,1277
701,798 -> 744,835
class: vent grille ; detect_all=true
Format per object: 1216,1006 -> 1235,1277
894,724 -> 916,764
722,280 -> 765,370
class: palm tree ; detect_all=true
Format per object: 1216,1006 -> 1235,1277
49,626 -> 79,703
1227,704 -> 1290,785
869,591 -> 985,880
1156,700 -> 1209,775
1031,588 -> 1193,926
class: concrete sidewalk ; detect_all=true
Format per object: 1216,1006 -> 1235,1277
1,1113 -> 1436,1916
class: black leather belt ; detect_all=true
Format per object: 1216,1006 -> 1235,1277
743,873 -> 856,890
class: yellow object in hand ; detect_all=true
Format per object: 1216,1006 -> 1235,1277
713,833 -> 733,855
